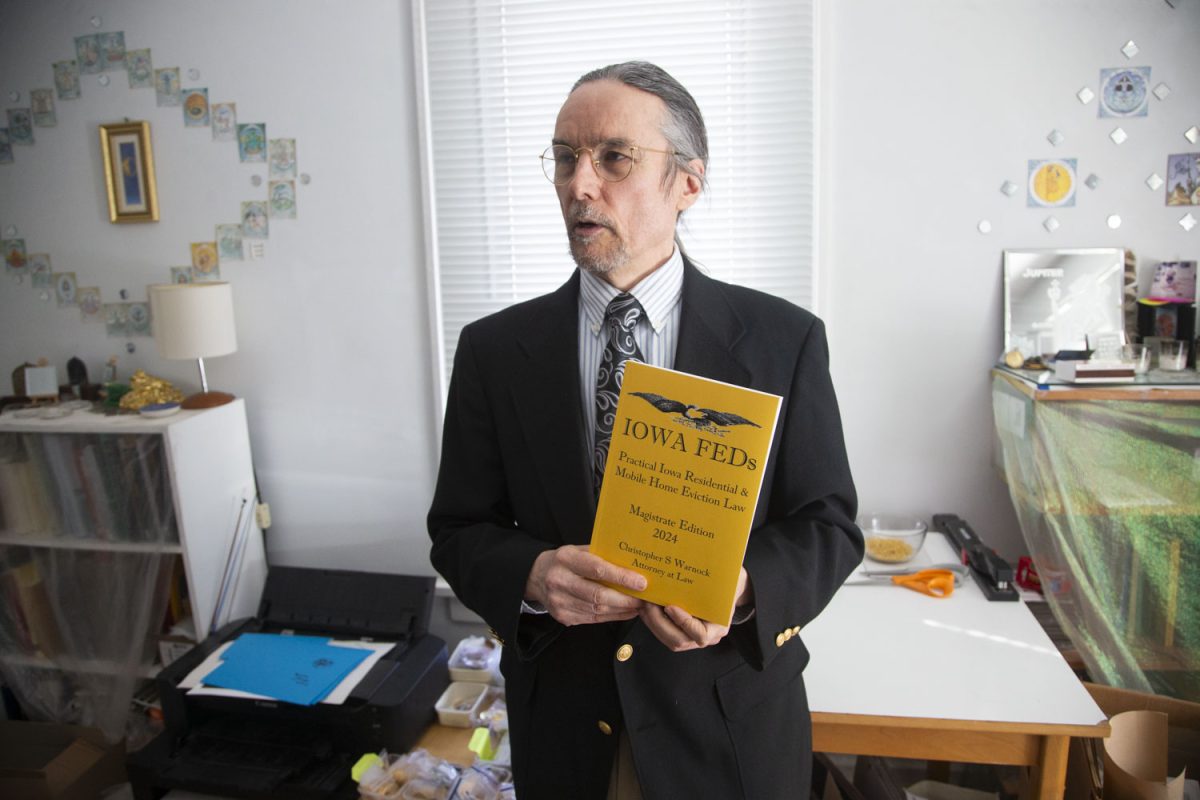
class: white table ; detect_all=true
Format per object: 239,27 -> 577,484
803,533 -> 1109,799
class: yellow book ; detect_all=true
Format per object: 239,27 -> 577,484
590,361 -> 782,624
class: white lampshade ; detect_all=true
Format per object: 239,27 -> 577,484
149,282 -> 238,360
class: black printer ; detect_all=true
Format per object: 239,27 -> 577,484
127,567 -> 450,799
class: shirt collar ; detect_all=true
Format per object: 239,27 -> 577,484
579,248 -> 684,336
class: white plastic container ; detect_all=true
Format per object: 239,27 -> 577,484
448,636 -> 503,685
435,681 -> 489,727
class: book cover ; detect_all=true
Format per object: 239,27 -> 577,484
589,361 -> 782,625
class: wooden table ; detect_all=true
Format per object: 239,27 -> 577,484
803,533 -> 1109,799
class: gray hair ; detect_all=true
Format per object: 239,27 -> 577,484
572,61 -> 708,194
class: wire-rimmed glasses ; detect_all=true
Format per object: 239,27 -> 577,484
539,143 -> 679,185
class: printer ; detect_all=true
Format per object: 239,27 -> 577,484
128,567 -> 450,799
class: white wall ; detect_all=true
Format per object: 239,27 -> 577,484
2,0 -> 1197,587
826,0 -> 1200,557
0,0 -> 438,574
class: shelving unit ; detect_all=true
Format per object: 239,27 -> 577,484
0,399 -> 267,739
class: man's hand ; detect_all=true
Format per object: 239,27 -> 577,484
639,567 -> 752,652
525,545 -> 647,626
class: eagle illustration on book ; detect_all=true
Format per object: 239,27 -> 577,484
630,391 -> 762,435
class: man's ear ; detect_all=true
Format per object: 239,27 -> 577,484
676,160 -> 705,212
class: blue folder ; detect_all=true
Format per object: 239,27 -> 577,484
204,633 -> 373,706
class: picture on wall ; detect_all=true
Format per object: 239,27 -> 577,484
100,121 -> 159,223
1166,153 -> 1199,206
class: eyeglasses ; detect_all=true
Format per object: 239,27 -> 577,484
539,143 -> 680,185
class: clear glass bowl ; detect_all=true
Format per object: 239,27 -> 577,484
858,513 -> 927,564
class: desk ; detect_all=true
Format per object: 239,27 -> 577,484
803,533 -> 1109,799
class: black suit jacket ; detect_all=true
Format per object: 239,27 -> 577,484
429,260 -> 863,799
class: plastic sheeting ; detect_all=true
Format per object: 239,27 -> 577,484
991,371 -> 1200,703
0,431 -> 178,743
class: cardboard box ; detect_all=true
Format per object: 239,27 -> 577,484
0,721 -> 125,800
1066,683 -> 1200,800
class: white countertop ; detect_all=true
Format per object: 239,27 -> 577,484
804,533 -> 1106,729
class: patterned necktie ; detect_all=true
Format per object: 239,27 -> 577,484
594,293 -> 645,494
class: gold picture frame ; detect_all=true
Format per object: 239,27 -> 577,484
99,121 -> 159,223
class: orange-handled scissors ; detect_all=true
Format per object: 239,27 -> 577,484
891,569 -> 956,598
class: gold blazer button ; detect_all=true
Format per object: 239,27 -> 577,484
616,644 -> 634,662
598,720 -> 613,735
775,632 -> 786,648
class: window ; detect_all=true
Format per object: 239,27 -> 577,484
414,0 -> 818,399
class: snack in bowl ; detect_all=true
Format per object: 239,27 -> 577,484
858,513 -> 927,564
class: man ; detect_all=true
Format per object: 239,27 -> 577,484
429,61 -> 862,799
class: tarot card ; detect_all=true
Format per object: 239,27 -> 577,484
182,88 -> 209,127
190,242 -> 219,278
0,130 -> 12,165
212,102 -> 237,141
104,303 -> 128,337
1099,67 -> 1150,118
127,301 -> 152,336
170,266 -> 193,284
155,67 -> 181,107
75,34 -> 103,74
53,60 -> 81,100
99,31 -> 126,71
30,90 -> 56,127
7,109 -> 33,145
3,239 -> 26,273
77,287 -> 103,322
29,253 -> 52,287
269,138 -> 296,179
241,201 -> 269,239
1166,153 -> 1200,206
237,123 -> 266,162
216,224 -> 244,261
53,271 -> 78,307
269,180 -> 297,219
126,49 -> 153,89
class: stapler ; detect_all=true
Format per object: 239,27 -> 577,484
931,514 -> 1019,601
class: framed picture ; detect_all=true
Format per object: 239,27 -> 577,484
99,121 -> 159,223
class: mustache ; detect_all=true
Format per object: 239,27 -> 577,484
567,204 -> 616,229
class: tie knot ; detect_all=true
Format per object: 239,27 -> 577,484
604,293 -> 643,332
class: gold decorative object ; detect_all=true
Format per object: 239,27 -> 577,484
118,369 -> 183,410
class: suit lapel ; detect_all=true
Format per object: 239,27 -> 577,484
675,260 -> 751,388
509,273 -> 597,544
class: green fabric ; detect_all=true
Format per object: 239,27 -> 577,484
992,375 -> 1199,701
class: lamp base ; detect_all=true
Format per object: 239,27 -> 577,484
181,391 -> 235,410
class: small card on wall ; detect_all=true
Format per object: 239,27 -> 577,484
182,88 -> 210,127
212,102 -> 237,141
238,123 -> 266,162
241,201 -> 269,239
53,60 -> 81,100
155,67 -> 181,106
126,49 -> 154,89
269,181 -> 296,219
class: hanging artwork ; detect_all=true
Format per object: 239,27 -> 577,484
155,67 -> 181,106
237,123 -> 266,162
1027,158 -> 1077,208
212,102 -> 237,141
126,49 -> 153,88
1099,66 -> 1151,118
99,121 -> 159,223
1166,153 -> 1199,206
53,60 -> 81,100
182,88 -> 209,127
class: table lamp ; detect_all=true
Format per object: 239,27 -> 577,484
149,282 -> 238,409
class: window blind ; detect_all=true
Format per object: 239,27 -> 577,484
414,0 -> 817,399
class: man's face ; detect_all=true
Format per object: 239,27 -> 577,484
552,80 -> 702,288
